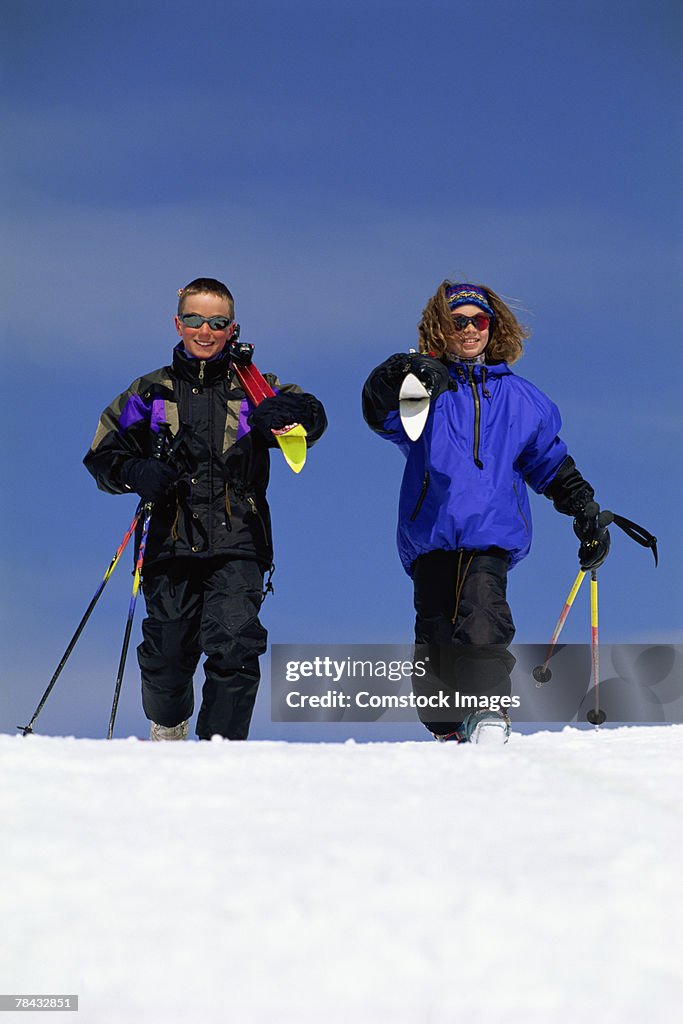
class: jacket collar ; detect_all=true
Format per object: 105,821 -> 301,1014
447,359 -> 511,382
172,342 -> 233,384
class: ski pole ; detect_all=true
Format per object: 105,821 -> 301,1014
107,502 -> 152,739
107,422 -> 171,739
533,568 -> 586,685
586,569 -> 606,727
18,508 -> 142,736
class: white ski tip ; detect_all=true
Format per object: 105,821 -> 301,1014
399,372 -> 430,441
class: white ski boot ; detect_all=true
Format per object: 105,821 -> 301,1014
465,709 -> 511,745
434,710 -> 511,745
150,720 -> 189,741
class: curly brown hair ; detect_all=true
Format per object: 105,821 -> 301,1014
417,281 -> 529,364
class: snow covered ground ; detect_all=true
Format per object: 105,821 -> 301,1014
1,727 -> 681,1024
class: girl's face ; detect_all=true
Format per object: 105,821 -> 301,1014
446,303 -> 490,360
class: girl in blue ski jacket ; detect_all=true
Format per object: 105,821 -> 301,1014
362,281 -> 610,744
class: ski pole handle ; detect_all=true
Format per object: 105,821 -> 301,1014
151,422 -> 171,462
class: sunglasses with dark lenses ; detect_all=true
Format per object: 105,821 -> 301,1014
180,314 -> 233,331
452,313 -> 491,332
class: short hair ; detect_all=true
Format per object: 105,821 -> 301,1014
418,281 -> 529,364
177,278 -> 235,316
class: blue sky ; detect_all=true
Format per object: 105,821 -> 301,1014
2,0 -> 681,740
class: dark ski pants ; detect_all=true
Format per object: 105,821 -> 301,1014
412,548 -> 516,736
138,557 -> 267,740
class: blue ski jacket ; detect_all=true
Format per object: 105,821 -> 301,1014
363,359 -> 568,575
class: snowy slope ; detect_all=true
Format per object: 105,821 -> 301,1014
1,728 -> 681,1024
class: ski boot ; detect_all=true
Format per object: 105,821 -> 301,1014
150,720 -> 189,742
463,709 -> 511,745
434,709 -> 511,745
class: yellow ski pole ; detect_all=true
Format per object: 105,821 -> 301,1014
586,569 -> 606,727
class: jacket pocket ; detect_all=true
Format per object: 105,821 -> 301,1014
410,471 -> 430,522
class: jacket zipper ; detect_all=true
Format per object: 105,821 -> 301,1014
247,495 -> 269,547
410,471 -> 430,521
467,365 -> 483,469
198,360 -> 206,383
206,371 -> 213,549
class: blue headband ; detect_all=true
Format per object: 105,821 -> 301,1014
445,284 -> 495,319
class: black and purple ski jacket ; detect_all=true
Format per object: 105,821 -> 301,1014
84,342 -> 326,568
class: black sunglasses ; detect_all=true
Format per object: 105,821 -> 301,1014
452,313 -> 491,332
180,314 -> 233,331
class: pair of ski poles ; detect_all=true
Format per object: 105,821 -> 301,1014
19,425 -> 172,740
531,512 -> 658,727
532,568 -> 606,726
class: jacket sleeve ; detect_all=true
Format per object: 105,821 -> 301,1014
516,386 -> 569,494
544,455 -> 596,516
83,380 -> 153,494
361,354 -> 413,445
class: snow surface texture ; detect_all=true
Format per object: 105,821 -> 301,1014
1,727 -> 682,1024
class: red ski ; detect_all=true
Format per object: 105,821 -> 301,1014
230,340 -> 307,474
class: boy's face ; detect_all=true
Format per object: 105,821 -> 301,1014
174,292 -> 234,360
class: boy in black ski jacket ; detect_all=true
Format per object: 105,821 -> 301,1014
84,277 -> 327,741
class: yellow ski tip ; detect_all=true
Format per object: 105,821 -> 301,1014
273,423 -> 308,474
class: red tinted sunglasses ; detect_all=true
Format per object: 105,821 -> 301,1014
452,313 -> 491,332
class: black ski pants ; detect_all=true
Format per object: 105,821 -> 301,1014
412,548 -> 516,736
138,557 -> 267,740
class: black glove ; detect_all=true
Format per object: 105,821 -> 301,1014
248,393 -> 318,436
119,459 -> 180,503
573,501 -> 612,571
363,353 -> 445,431
372,353 -> 412,391
408,354 -> 450,398
545,457 -> 611,571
